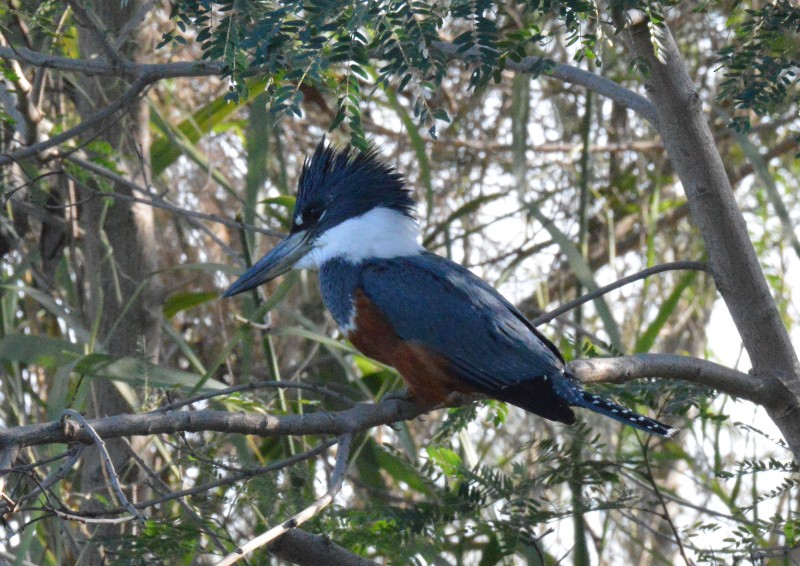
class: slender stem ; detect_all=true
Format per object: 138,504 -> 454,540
533,261 -> 707,325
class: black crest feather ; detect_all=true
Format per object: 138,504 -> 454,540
296,140 -> 416,223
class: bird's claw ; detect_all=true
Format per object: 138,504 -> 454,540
380,387 -> 413,402
443,391 -> 486,408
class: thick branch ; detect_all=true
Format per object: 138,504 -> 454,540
570,354 -> 777,406
269,529 -> 378,566
619,14 -> 800,457
0,400 -> 425,450
0,351 -> 769,454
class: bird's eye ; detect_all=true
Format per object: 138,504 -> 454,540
305,203 -> 325,224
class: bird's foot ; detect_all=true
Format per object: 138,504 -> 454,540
380,387 -> 414,402
442,391 -> 487,408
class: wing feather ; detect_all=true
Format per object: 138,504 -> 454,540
357,253 -> 564,393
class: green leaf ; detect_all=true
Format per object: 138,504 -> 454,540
163,291 -> 219,319
374,444 -> 432,494
150,77 -> 268,176
0,335 -> 82,368
74,353 -> 226,391
3,285 -> 91,344
477,532 -> 504,566
426,446 -> 462,475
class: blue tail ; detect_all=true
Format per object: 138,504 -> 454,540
554,372 -> 678,438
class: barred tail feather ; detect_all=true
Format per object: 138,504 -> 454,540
550,371 -> 677,437
574,391 -> 678,438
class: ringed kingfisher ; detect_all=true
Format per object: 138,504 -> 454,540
224,142 -> 677,438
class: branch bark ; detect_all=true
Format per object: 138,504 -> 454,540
431,41 -> 659,128
269,529 -> 378,566
0,44 -> 223,80
0,351 -> 770,454
569,354 -> 777,406
617,12 -> 800,459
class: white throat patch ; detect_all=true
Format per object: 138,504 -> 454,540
294,207 -> 423,269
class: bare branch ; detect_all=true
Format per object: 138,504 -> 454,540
217,433 -> 354,565
0,353 -> 773,455
532,261 -> 708,326
640,444 -> 692,565
431,41 -> 660,128
570,354 -> 776,406
61,410 -> 145,523
0,77 -> 149,167
0,400 -> 425,450
64,154 -> 282,239
0,43 -> 223,80
14,447 -> 83,511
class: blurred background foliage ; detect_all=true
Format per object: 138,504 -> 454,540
0,0 -> 798,564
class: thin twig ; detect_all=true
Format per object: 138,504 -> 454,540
640,443 -> 692,566
123,438 -> 338,514
120,437 -> 229,554
532,261 -> 708,326
63,154 -> 280,257
42,507 -> 136,525
217,432 -> 354,566
0,446 -> 84,517
0,77 -> 149,167
61,409 -> 145,523
70,156 -> 280,235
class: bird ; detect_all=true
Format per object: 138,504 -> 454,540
223,141 -> 677,438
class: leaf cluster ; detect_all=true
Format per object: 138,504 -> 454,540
716,0 -> 800,132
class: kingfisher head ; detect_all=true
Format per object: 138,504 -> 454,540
223,141 -> 422,297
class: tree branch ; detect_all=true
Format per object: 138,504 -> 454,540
569,354 -> 777,406
61,410 -> 145,523
0,43 -> 223,80
0,77 -> 148,166
269,529 -> 378,566
532,261 -> 707,326
0,352 -> 773,455
617,12 -> 800,458
0,400 -> 426,450
431,41 -> 660,128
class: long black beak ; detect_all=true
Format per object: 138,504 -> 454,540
223,231 -> 312,297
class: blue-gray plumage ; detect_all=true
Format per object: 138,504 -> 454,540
224,141 -> 677,438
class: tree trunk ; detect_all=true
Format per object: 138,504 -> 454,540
618,11 -> 800,459
73,1 -> 160,562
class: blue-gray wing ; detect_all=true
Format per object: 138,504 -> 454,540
357,252 -> 565,393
